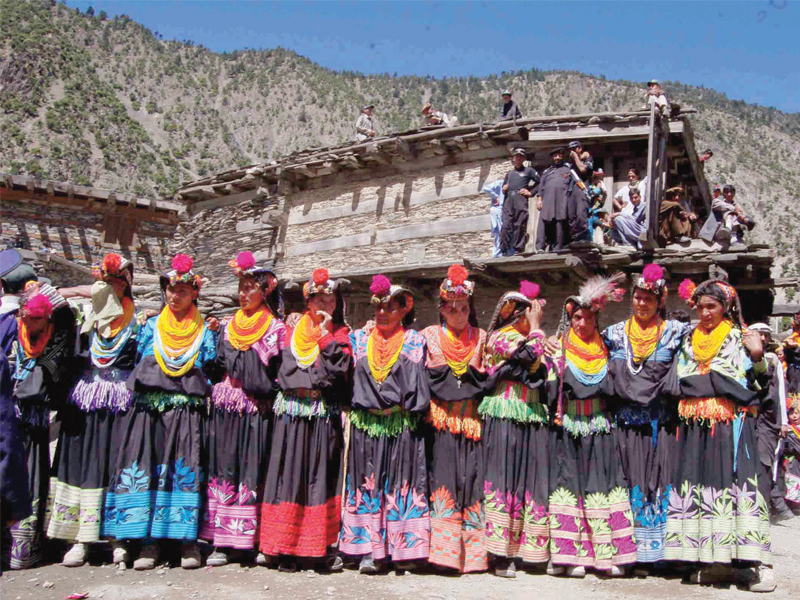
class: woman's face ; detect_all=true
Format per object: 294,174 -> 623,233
697,295 -> 725,331
165,283 -> 197,315
375,299 -> 408,335
632,289 -> 659,324
23,314 -> 49,335
308,293 -> 337,322
440,298 -> 470,333
571,307 -> 597,341
789,407 -> 800,426
108,276 -> 128,301
238,276 -> 263,312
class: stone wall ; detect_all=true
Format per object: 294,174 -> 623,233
0,198 -> 173,275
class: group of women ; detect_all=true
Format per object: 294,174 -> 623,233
1,251 -> 777,592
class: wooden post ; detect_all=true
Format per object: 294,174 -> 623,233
525,197 -> 539,254
640,105 -> 659,249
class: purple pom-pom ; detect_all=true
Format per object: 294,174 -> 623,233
520,280 -> 540,300
642,264 -> 664,284
370,274 -> 392,296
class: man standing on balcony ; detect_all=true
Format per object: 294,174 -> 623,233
644,79 -> 668,113
535,147 -> 574,253
356,104 -> 376,141
500,149 -> 539,256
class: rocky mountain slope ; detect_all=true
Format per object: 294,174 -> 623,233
2,0 -> 799,293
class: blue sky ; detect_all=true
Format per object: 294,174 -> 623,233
67,1 -> 800,113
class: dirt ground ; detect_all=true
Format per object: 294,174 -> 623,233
3,520 -> 800,600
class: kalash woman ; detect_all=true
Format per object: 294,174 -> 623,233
422,265 -> 489,575
48,254 -> 142,567
602,264 -> 690,564
104,254 -> 217,571
480,281 -> 550,579
340,275 -> 430,574
201,252 -> 286,567
546,273 -> 637,578
4,282 -> 75,570
663,279 -> 774,592
259,267 -> 352,572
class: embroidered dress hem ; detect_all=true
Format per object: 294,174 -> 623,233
260,497 -> 341,557
46,479 -> 104,542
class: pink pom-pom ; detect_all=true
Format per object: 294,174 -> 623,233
642,264 -> 664,284
519,280 -> 540,300
447,265 -> 469,287
678,279 -> 696,301
171,254 -> 194,274
236,251 -> 256,271
26,294 -> 53,319
370,274 -> 391,296
312,268 -> 330,286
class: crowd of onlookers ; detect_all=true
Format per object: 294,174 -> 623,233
354,81 -> 754,257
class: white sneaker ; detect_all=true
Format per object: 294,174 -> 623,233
546,559 -> 565,576
255,552 -> 273,566
609,565 -> 626,577
133,543 -> 159,571
749,565 -> 777,593
111,542 -> 128,565
566,565 -> 586,578
181,542 -> 202,569
206,548 -> 228,567
63,543 -> 87,567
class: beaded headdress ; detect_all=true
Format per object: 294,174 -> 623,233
633,264 -> 667,298
557,272 -> 626,337
228,251 -> 283,318
679,277 -> 744,329
92,253 -> 134,288
439,264 -> 475,301
487,280 -> 543,334
370,274 -> 414,306
303,268 -> 336,298
160,254 -> 203,292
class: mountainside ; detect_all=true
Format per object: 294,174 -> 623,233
2,0 -> 800,294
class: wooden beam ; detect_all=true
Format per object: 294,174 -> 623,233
463,259 -> 507,287
184,189 -> 260,215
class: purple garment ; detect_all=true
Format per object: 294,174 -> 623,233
0,354 -> 31,521
0,311 -> 18,358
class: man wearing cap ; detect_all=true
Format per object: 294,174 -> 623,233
645,79 -> 668,113
356,104 -> 376,141
0,249 -> 38,358
500,149 -> 539,256
712,184 -> 755,248
535,147 -> 574,252
499,91 -> 522,121
567,140 -> 593,183
658,186 -> 697,245
421,103 -> 457,128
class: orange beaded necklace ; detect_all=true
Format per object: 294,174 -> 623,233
367,327 -> 405,384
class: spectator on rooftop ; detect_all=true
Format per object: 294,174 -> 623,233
607,186 -> 646,249
568,140 -> 593,183
421,103 -> 458,128
659,186 -> 697,246
712,184 -> 756,250
501,148 -> 539,256
356,104 -> 377,142
613,167 -> 648,212
644,79 -> 668,113
482,179 -> 506,258
535,147 -> 574,253
498,90 -> 522,121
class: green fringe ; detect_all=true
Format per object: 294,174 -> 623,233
349,409 -> 421,438
132,391 -> 206,412
478,396 -> 549,424
561,412 -> 613,437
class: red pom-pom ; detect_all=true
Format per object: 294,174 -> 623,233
103,253 -> 122,274
25,294 -> 53,319
370,274 -> 391,296
236,251 -> 256,271
642,264 -> 664,284
678,279 -> 696,301
171,254 -> 194,274
520,280 -> 540,300
312,268 -> 330,286
447,264 -> 469,287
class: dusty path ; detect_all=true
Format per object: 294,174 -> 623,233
3,521 -> 800,600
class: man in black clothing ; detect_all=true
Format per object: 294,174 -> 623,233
500,148 -> 539,256
568,140 -> 593,182
536,147 -> 576,252
499,91 -> 522,121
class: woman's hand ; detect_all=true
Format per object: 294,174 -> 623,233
317,311 -> 332,337
285,312 -> 302,328
525,301 -> 542,332
543,335 -> 560,357
206,316 -> 220,332
742,329 -> 764,362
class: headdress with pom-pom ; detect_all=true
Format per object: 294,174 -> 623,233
92,252 -> 133,287
631,265 -> 668,318
557,272 -> 626,337
678,279 -> 696,306
226,251 -> 281,314
21,293 -> 53,319
369,274 -> 414,306
440,264 -> 475,301
162,253 -> 203,292
487,280 -> 547,335
685,278 -> 745,329
303,267 -> 336,298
